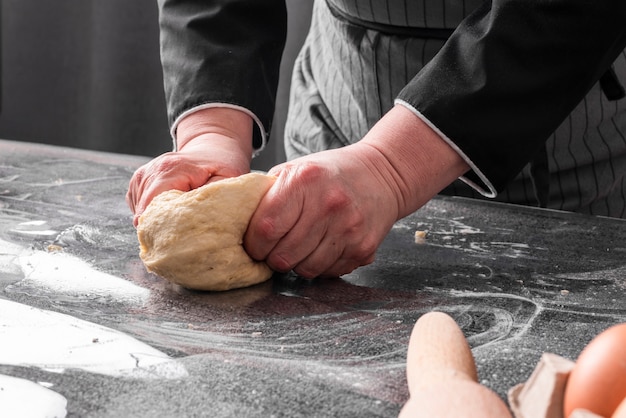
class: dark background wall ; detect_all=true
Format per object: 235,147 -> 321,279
0,0 -> 312,171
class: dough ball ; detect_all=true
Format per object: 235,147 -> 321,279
137,173 -> 276,291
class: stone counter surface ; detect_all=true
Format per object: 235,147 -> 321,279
0,139 -> 624,417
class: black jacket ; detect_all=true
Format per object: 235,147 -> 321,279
157,0 -> 626,193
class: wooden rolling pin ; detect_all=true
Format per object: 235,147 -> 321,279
399,311 -> 513,417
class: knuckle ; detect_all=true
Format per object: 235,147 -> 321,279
348,236 -> 378,264
295,162 -> 326,183
149,153 -> 181,174
359,239 -> 378,261
254,215 -> 282,241
322,188 -> 352,213
294,164 -> 352,213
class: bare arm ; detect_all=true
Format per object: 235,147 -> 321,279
359,104 -> 469,219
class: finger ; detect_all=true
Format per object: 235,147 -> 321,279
128,155 -> 212,220
126,178 -> 139,214
132,189 -> 167,227
134,169 -> 204,217
290,235 -> 345,278
294,221 -> 379,278
130,169 -> 210,228
126,163 -> 150,214
316,253 -> 375,278
292,235 -> 376,279
261,212 -> 329,273
244,171 -> 304,262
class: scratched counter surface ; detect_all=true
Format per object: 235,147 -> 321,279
0,139 -> 625,417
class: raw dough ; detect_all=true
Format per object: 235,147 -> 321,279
137,173 -> 276,291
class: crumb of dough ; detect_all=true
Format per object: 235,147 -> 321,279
137,173 -> 276,291
47,244 -> 63,253
414,230 -> 428,244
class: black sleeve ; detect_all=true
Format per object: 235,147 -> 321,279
397,0 -> 626,193
158,0 -> 287,148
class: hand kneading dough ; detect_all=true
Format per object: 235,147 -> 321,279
137,173 -> 276,291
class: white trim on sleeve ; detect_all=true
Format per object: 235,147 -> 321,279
170,103 -> 268,158
395,99 -> 497,198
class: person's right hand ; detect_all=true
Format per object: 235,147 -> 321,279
126,107 -> 254,227
244,104 -> 470,279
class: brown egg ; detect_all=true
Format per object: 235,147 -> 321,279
399,311 -> 512,418
612,397 -> 626,418
563,323 -> 626,418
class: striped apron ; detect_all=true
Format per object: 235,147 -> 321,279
284,0 -> 626,218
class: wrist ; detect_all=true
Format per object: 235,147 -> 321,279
360,105 -> 469,218
176,107 -> 254,157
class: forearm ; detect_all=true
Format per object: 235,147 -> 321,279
176,107 -> 253,169
359,105 -> 470,219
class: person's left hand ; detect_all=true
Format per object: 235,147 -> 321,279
244,142 -> 401,279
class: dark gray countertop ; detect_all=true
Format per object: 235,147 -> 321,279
0,139 -> 625,417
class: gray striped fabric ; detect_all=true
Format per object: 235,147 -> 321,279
445,50 -> 626,218
284,0 -> 626,218
323,0 -> 483,28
